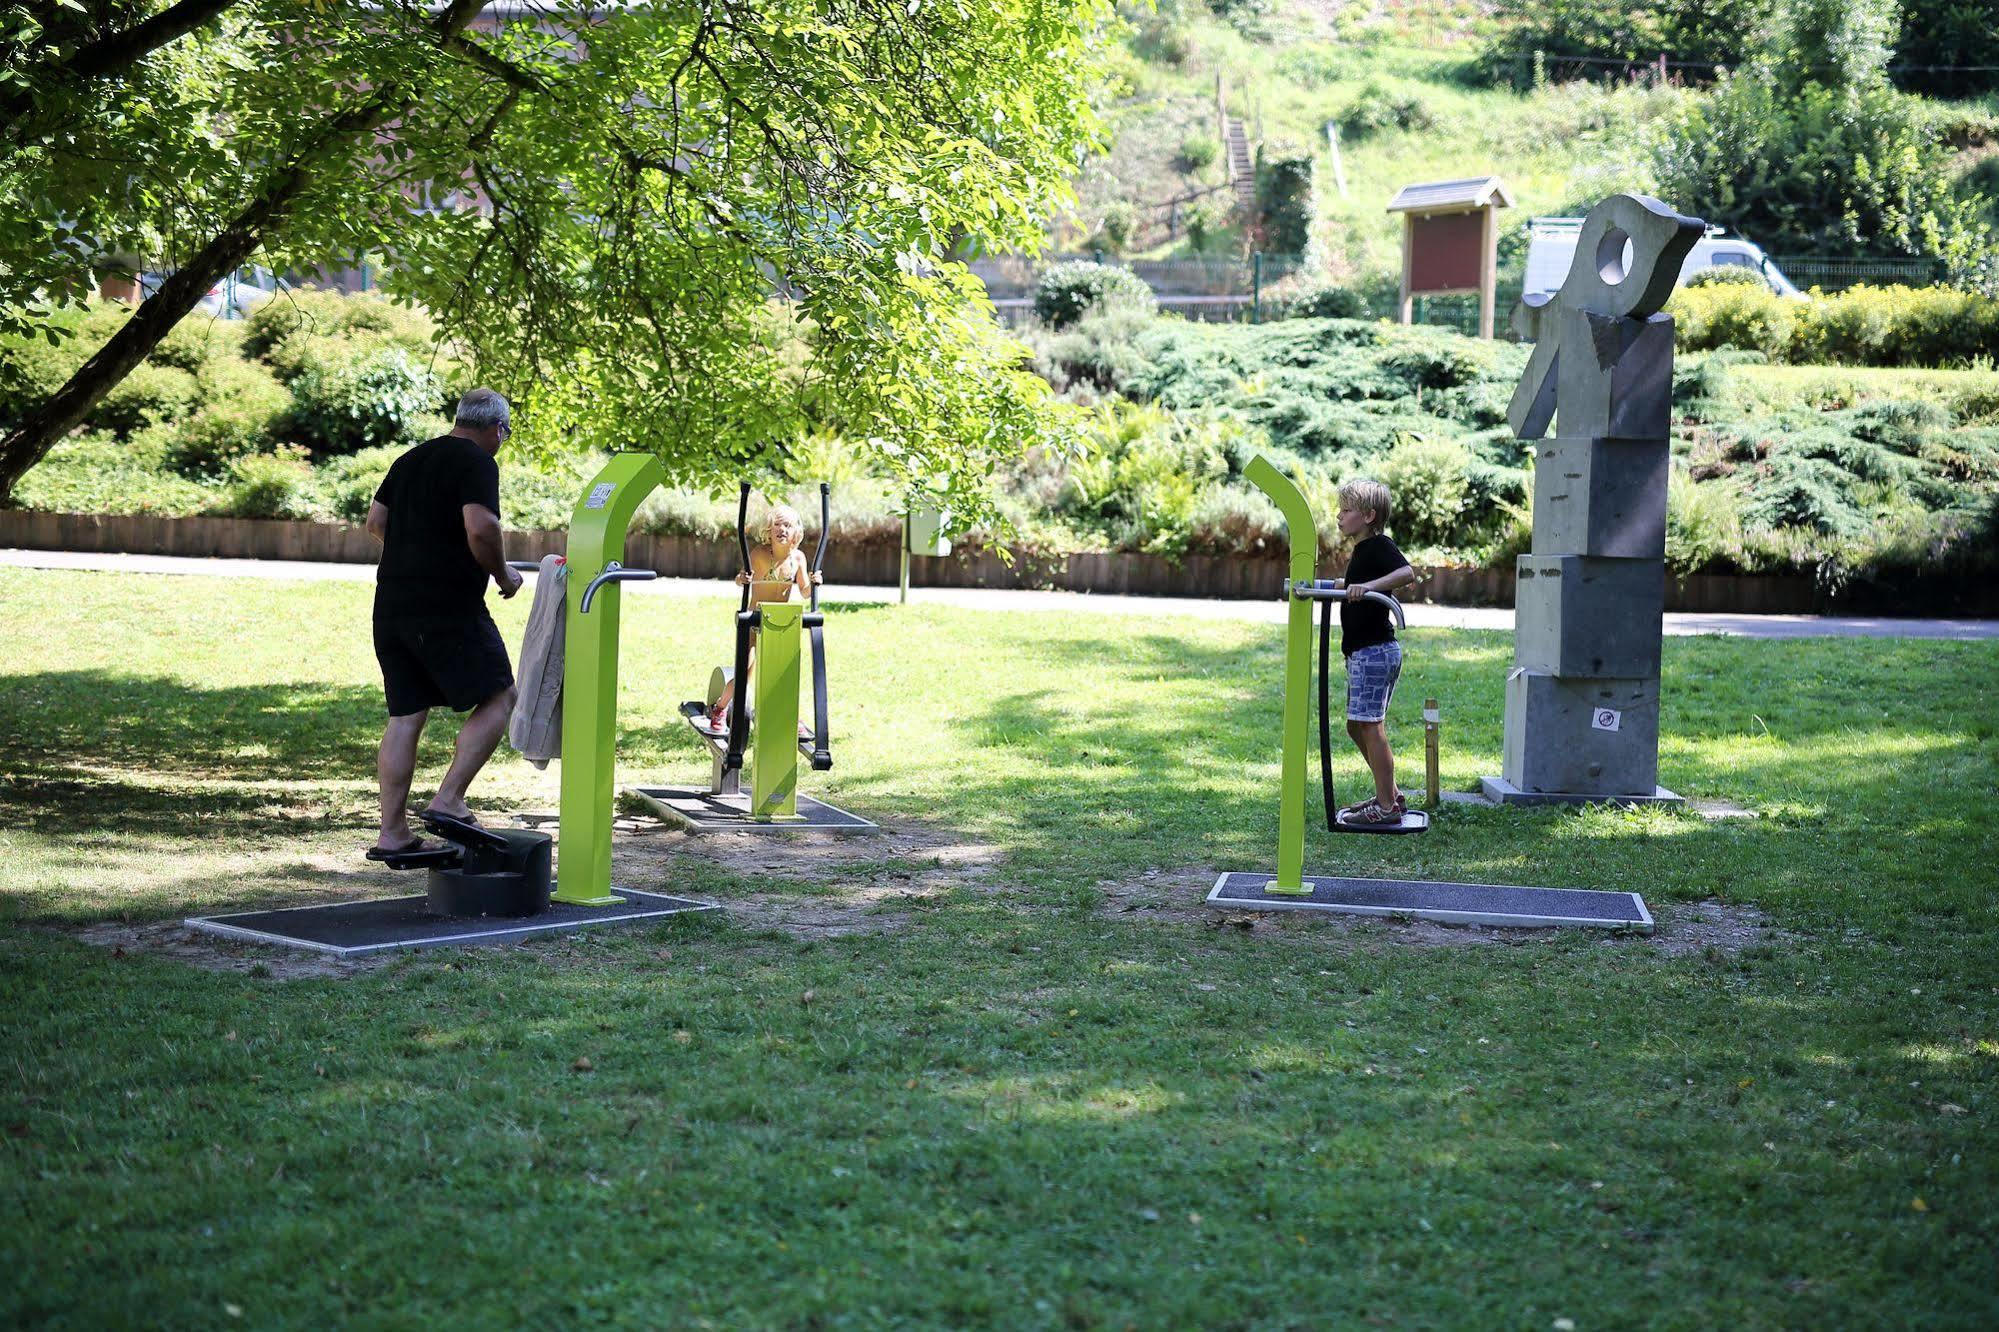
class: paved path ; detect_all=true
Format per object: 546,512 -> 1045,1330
5,548 -> 1996,640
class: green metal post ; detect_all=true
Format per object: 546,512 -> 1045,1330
1251,251 -> 1263,324
1242,453 -> 1317,894
556,452 -> 665,904
750,602 -> 804,820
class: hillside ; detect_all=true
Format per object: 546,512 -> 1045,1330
1064,0 -> 1999,304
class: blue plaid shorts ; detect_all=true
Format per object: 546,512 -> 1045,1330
1344,641 -> 1403,722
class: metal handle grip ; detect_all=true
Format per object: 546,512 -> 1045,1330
1291,580 -> 1406,628
579,562 -> 658,614
810,481 -> 829,612
506,560 -> 545,572
735,482 -> 753,614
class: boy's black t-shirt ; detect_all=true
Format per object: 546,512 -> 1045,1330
1339,533 -> 1410,656
371,435 -> 502,619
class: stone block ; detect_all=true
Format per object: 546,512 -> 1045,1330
1500,670 -> 1661,797
1532,437 -> 1669,559
1555,309 -> 1675,440
1514,556 -> 1664,677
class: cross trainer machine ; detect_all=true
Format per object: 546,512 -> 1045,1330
631,482 -> 876,832
183,452 -> 721,954
1204,451 -> 1654,931
1244,454 -> 1430,849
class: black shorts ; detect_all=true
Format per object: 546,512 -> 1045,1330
374,611 -> 514,716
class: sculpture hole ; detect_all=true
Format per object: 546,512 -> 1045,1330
1596,228 -> 1634,285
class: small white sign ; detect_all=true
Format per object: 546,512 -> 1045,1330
583,483 -> 616,510
1592,708 -> 1622,733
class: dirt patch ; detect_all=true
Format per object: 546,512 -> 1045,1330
1099,869 -> 1793,956
68,921 -> 391,980
1642,898 -> 1794,958
610,818 -> 1008,939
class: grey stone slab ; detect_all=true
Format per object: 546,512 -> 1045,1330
1477,776 -> 1684,809
1532,437 -> 1670,559
1555,309 -> 1676,440
1500,670 -> 1662,797
1514,556 -> 1665,677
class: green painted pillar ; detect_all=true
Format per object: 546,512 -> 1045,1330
1242,453 -> 1318,894
750,602 -> 803,821
556,452 -> 665,904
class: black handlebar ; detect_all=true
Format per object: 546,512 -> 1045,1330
811,482 -> 830,612
734,482 -> 752,614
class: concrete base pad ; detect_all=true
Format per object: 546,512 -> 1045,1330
1478,776 -> 1683,808
185,888 -> 719,958
630,786 -> 877,833
1207,872 -> 1652,931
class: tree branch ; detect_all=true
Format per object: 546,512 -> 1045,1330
0,0 -> 246,129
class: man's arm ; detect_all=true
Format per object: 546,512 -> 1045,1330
463,504 -> 523,598
365,501 -> 389,544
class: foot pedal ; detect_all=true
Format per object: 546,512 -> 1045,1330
366,843 -> 462,870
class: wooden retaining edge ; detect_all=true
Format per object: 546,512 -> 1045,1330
0,509 -> 1956,616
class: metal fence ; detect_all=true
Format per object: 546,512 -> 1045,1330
1767,255 -> 1947,293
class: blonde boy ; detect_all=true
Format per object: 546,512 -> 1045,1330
1333,477 -> 1417,825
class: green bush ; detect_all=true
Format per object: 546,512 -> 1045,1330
1061,401 -> 1233,556
317,445 -> 402,523
1683,265 -> 1769,289
1035,308 -> 1158,397
1666,472 -> 1745,575
1177,132 -> 1219,174
1182,195 -> 1234,255
1097,200 -> 1140,255
210,446 -> 328,520
0,305 -> 99,428
1672,284 -> 1796,359
285,346 -> 441,455
243,289 -> 437,361
1790,284 -> 1999,368
1377,434 -> 1472,547
146,318 -> 244,374
1272,282 -> 1368,320
1337,82 -> 1436,139
164,359 -> 295,476
1254,145 -> 1315,256
88,363 -> 200,437
1034,262 -> 1156,330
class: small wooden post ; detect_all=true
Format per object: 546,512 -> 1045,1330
899,512 -> 911,605
1424,697 -> 1441,809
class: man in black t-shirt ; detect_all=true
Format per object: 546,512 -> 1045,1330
363,387 -> 524,855
1334,477 -> 1418,826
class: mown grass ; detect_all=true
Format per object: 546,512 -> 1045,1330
2,568 -> 1995,1328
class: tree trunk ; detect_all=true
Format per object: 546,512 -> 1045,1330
0,0 -> 488,505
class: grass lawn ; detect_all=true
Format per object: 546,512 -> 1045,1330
2,567 -> 1995,1328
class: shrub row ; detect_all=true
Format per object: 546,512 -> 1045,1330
1672,282 -> 1999,368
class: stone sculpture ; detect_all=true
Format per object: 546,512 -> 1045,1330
1480,194 -> 1704,806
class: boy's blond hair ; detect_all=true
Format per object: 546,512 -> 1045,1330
1338,477 -> 1392,535
763,504 -> 803,542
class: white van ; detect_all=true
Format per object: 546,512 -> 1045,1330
1522,217 -> 1807,301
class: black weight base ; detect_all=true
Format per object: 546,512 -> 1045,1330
631,786 -> 877,833
1207,872 -> 1652,931
1332,809 -> 1430,835
185,889 -> 719,958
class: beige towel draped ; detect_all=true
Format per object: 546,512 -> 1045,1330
508,555 -> 568,768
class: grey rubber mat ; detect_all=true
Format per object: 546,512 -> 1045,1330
185,889 -> 718,957
1207,872 -> 1651,931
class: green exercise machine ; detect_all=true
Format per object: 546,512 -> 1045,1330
631,480 -> 876,832
1242,453 -> 1428,895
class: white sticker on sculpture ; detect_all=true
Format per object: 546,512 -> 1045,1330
584,483 -> 616,510
1592,708 -> 1622,732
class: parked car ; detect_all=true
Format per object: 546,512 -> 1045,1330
1522,217 -> 1807,302
137,266 -> 283,319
